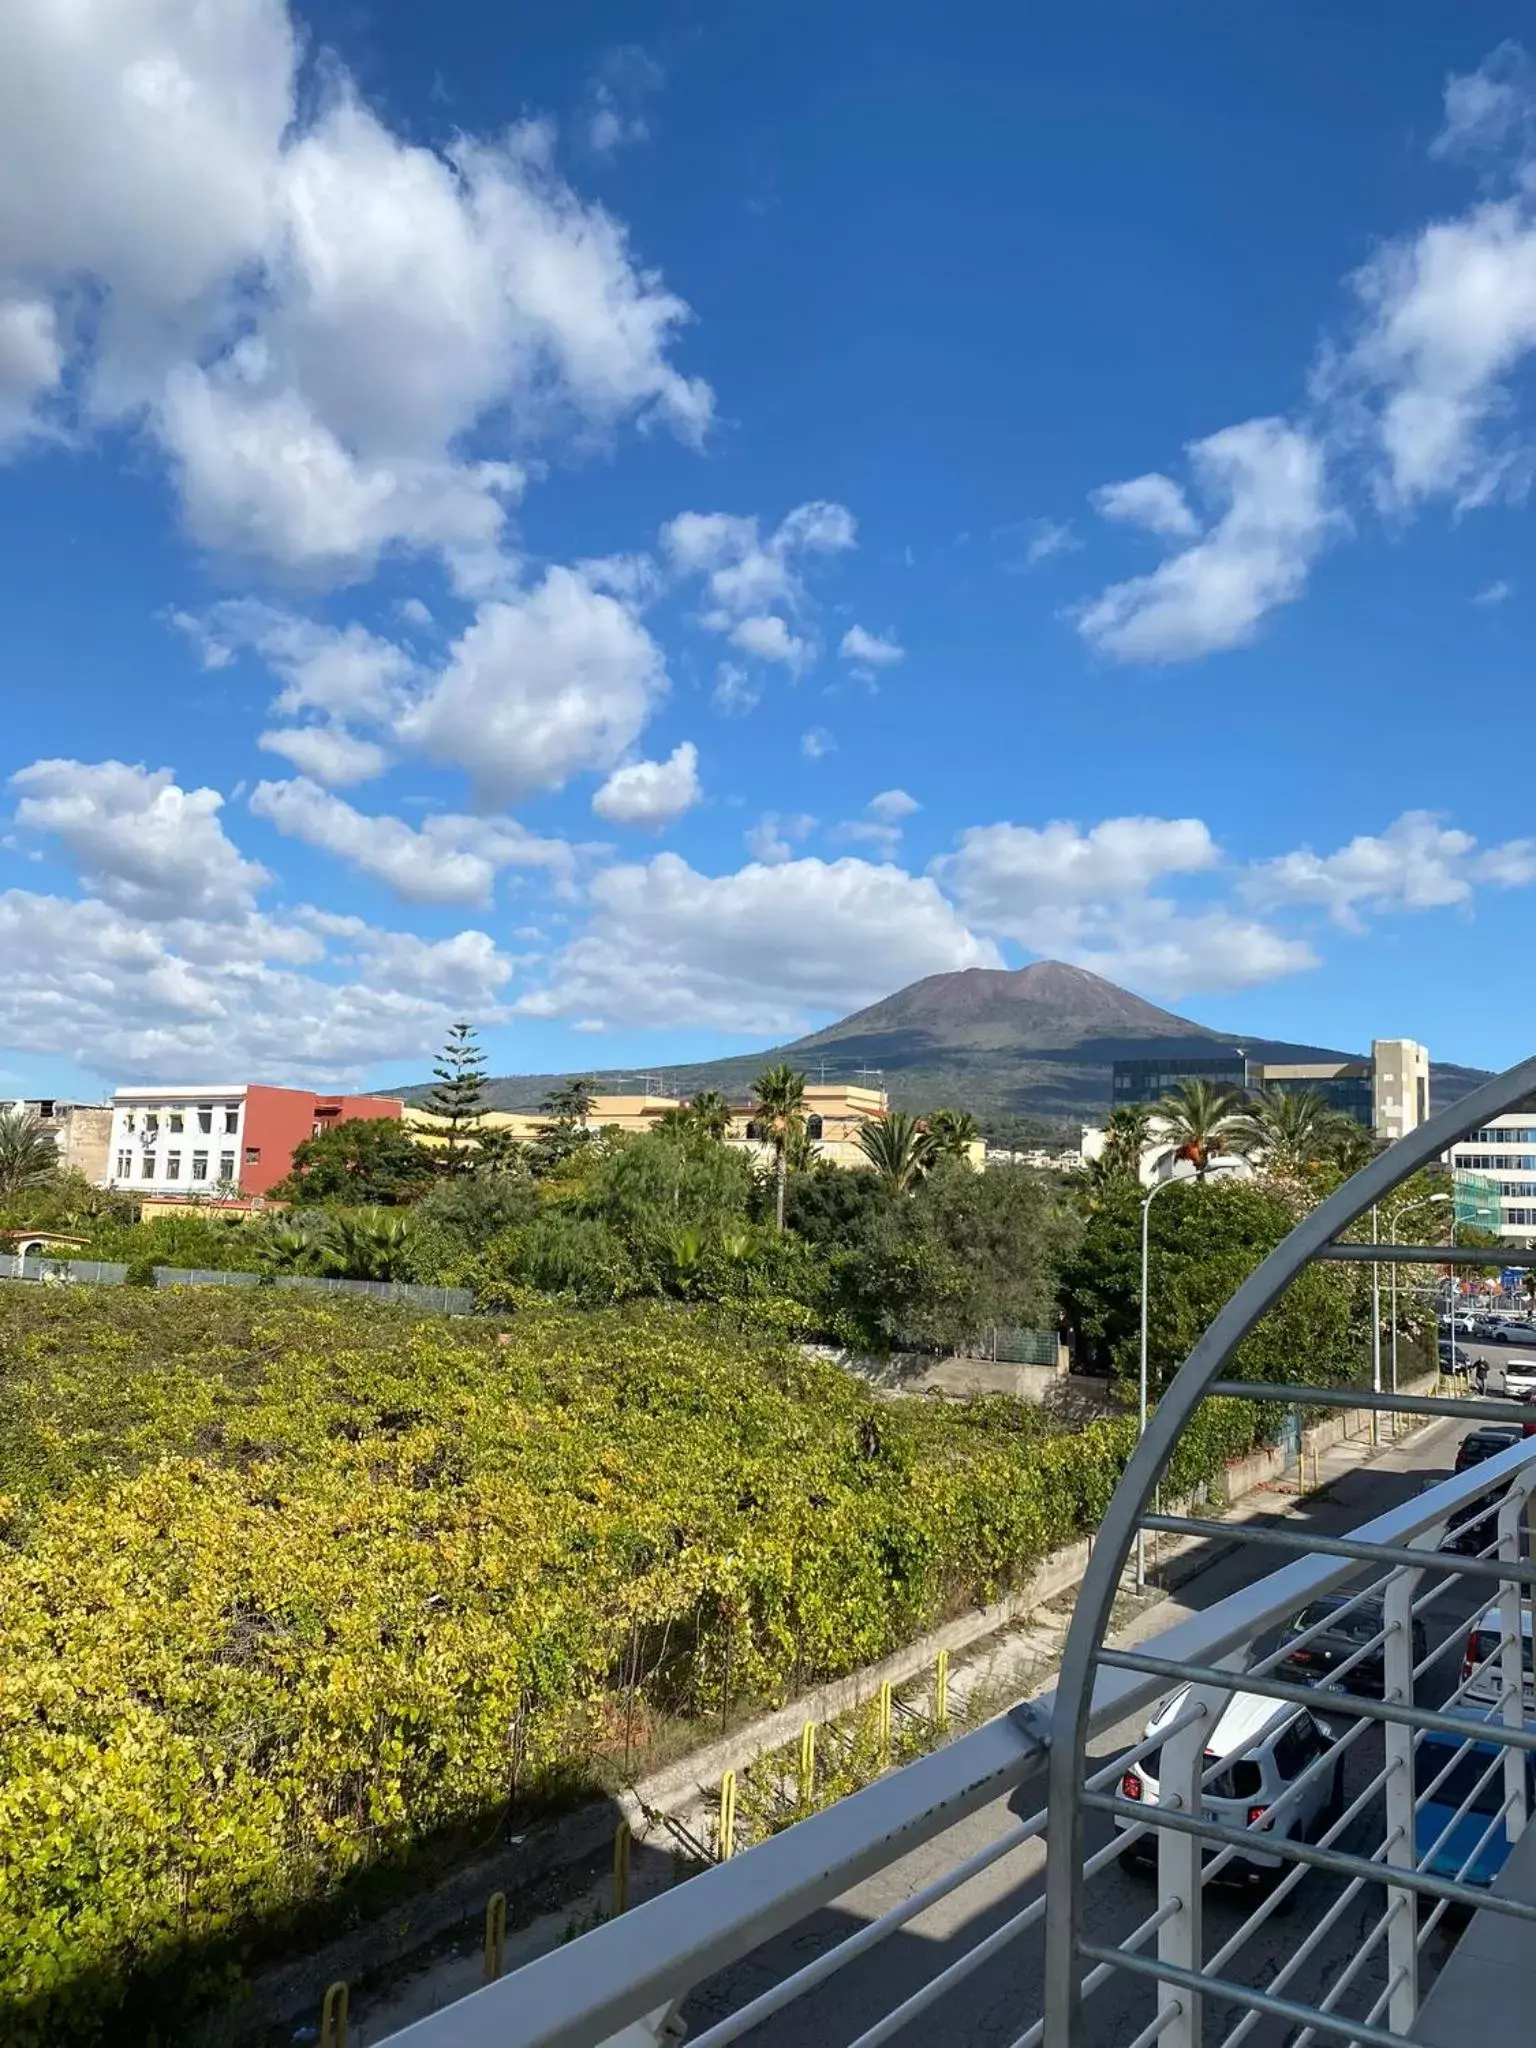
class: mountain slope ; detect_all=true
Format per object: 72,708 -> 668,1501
391,960 -> 1480,1135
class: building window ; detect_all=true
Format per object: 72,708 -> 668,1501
197,1106 -> 213,1134
219,1152 -> 236,1184
165,1154 -> 181,1181
144,1113 -> 159,1137
123,1111 -> 135,1132
806,1113 -> 824,1140
244,1146 -> 260,1166
141,1154 -> 156,1180
116,1149 -> 133,1178
191,1152 -> 209,1181
169,1111 -> 184,1133
224,1107 -> 239,1133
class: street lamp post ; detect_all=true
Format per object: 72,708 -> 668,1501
1137,1155 -> 1247,1588
1383,1193 -> 1453,1429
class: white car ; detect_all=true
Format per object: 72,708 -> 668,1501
1117,1687 -> 1342,1879
1460,1606 -> 1536,1712
1492,1319 -> 1536,1344
1502,1359 -> 1536,1400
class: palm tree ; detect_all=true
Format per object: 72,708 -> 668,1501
1232,1086 -> 1351,1179
689,1089 -> 734,1142
856,1111 -> 938,1194
1102,1104 -> 1154,1176
1152,1079 -> 1250,1179
317,1209 -> 414,1281
0,1108 -> 59,1201
925,1107 -> 980,1164
749,1064 -> 807,1231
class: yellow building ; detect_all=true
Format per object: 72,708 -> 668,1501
404,1084 -> 924,1170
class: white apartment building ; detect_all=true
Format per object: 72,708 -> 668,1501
1444,1113 -> 1536,1239
107,1087 -> 247,1196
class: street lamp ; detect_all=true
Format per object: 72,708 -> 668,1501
1137,1153 -> 1248,1588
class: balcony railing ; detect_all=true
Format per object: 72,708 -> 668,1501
383,1054 -> 1536,2048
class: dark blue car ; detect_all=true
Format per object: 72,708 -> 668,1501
1414,1707 -> 1536,1888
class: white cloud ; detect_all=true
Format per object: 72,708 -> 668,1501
1243,809 -> 1536,930
663,499 -> 855,667
801,726 -> 835,759
591,742 -> 701,827
519,852 -> 999,1032
249,776 -> 574,905
1473,578 -> 1513,604
937,816 -> 1220,936
1090,472 -> 1199,538
0,886 -> 512,1084
397,566 -> 667,804
1020,518 -> 1081,567
1078,418 -> 1331,661
1432,41 -> 1536,164
257,726 -> 389,786
0,2 -> 711,582
195,603 -> 418,723
11,758 -> 267,919
0,297 -> 63,442
839,624 -> 904,666
398,597 -> 433,627
745,812 -> 816,864
868,788 -> 920,823
731,614 -> 808,667
584,46 -> 664,157
929,813 -> 1309,996
712,662 -> 759,716
1069,907 -> 1320,997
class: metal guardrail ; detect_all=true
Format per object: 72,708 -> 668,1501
380,1054 -> 1536,2048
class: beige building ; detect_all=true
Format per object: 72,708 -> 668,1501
403,1083 -> 968,1172
5,1099 -> 113,1184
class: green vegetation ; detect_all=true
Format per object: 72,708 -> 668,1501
0,1107 -> 58,1201
0,1284 -> 1131,2041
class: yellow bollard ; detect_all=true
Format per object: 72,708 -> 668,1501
718,1768 -> 737,1860
320,1981 -> 349,2048
935,1648 -> 950,1732
613,1819 -> 631,1915
876,1679 -> 892,1760
483,1892 -> 507,1983
798,1720 -> 816,1804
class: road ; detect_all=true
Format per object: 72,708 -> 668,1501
680,1413 -> 1493,2048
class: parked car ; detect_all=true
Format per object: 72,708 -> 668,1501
1454,1426 -> 1526,1474
1438,1341 -> 1474,1374
1459,1605 -> 1536,1712
1275,1593 -> 1426,1697
1502,1359 -> 1536,1400
1415,1707 -> 1536,1888
1491,1318 -> 1536,1344
1118,1688 -> 1342,1881
1441,1484 -> 1507,1555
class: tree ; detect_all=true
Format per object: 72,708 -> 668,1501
689,1089 -> 734,1142
315,1208 -> 414,1281
528,1078 -> 596,1176
1059,1175 -> 1360,1397
0,1109 -> 60,1202
1102,1104 -> 1154,1177
750,1064 -> 807,1231
1232,1086 -> 1356,1181
425,1022 -> 488,1173
1152,1079 -> 1252,1179
269,1117 -> 434,1206
856,1111 -> 938,1194
925,1107 -> 980,1164
473,1125 -> 525,1173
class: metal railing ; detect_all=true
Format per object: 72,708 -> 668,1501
382,1054 -> 1536,2048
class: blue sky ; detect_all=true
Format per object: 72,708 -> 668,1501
3,2 -> 1536,1099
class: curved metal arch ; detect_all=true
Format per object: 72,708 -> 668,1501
1040,1052 -> 1536,2045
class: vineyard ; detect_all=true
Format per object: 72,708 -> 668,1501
0,1283 -> 1291,2041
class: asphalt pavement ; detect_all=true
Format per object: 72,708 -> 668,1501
680,1413 -> 1493,2048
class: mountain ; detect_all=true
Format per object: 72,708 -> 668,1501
392,961 -> 1487,1137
